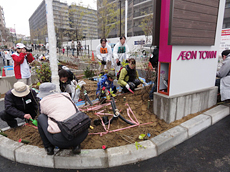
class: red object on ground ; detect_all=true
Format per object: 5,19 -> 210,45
2,68 -> 6,77
92,51 -> 95,61
102,145 -> 106,149
128,88 -> 134,94
18,139 -> 22,143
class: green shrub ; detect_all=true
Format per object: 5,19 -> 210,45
34,62 -> 51,83
84,67 -> 94,78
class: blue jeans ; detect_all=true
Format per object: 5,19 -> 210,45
149,82 -> 157,100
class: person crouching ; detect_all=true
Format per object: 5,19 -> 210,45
37,83 -> 88,155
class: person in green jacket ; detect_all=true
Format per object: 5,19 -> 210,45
118,58 -> 146,93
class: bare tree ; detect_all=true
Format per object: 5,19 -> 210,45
97,0 -> 122,38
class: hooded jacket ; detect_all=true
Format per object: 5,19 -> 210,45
11,52 -> 34,79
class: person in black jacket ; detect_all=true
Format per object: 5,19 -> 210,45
0,82 -> 38,128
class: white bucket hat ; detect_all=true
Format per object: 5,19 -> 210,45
37,82 -> 57,98
11,82 -> 30,97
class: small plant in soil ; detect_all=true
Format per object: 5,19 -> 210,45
84,67 -> 95,78
33,62 -> 51,83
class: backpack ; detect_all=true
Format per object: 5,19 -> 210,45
117,65 -> 131,80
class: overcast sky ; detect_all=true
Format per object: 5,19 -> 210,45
0,0 -> 97,37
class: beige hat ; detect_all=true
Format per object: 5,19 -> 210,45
11,82 -> 30,97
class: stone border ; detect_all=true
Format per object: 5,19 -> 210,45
0,104 -> 228,169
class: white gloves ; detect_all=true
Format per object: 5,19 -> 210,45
125,84 -> 130,90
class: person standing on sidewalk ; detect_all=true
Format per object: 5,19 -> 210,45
71,40 -> 75,56
0,82 -> 38,128
96,38 -> 112,72
4,49 -> 12,66
12,43 -> 35,86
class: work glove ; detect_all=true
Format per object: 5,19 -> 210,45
125,84 -> 130,90
101,60 -> 106,65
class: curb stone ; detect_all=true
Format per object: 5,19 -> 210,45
0,105 -> 228,169
107,140 -> 157,167
180,114 -> 211,138
15,145 -> 55,168
54,149 -> 108,169
150,126 -> 188,155
0,135 -> 23,161
203,105 -> 230,124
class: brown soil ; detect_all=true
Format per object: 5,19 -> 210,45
0,93 -> 5,99
3,84 -> 213,149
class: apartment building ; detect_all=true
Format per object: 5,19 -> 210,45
0,6 -> 12,47
69,5 -> 98,40
29,0 -> 98,44
97,0 -> 154,38
29,0 -> 69,44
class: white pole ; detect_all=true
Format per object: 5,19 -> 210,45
125,0 -> 128,38
45,0 -> 60,91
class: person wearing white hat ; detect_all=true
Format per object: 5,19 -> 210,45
0,82 -> 38,128
11,43 -> 35,86
37,82 -> 88,155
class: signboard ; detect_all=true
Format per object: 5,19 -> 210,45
220,28 -> 230,53
134,40 -> 145,45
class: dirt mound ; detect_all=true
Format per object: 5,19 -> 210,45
3,86 -> 205,150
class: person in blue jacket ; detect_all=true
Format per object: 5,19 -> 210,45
96,71 -> 117,98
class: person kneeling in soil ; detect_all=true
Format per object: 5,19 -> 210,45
37,83 -> 88,155
58,68 -> 78,93
96,71 -> 117,99
118,58 -> 146,93
0,82 -> 38,128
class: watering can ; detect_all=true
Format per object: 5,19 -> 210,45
30,118 -> 38,126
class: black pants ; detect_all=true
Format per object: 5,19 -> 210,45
0,110 -> 20,128
215,78 -> 220,93
122,79 -> 141,93
37,114 -> 88,149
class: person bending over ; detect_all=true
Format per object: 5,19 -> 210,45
118,58 -> 146,93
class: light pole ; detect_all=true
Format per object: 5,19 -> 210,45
119,0 -> 121,37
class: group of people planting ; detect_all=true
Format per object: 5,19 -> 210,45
2,39 -> 229,156
0,39 -> 146,155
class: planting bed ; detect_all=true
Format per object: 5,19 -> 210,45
4,81 -> 206,149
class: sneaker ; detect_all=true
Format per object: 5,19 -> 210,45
72,145 -> 81,154
45,147 -> 54,155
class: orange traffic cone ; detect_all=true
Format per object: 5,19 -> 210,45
148,62 -> 153,69
2,68 -> 6,77
92,51 -> 95,61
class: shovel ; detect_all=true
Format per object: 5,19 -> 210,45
30,118 -> 38,126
